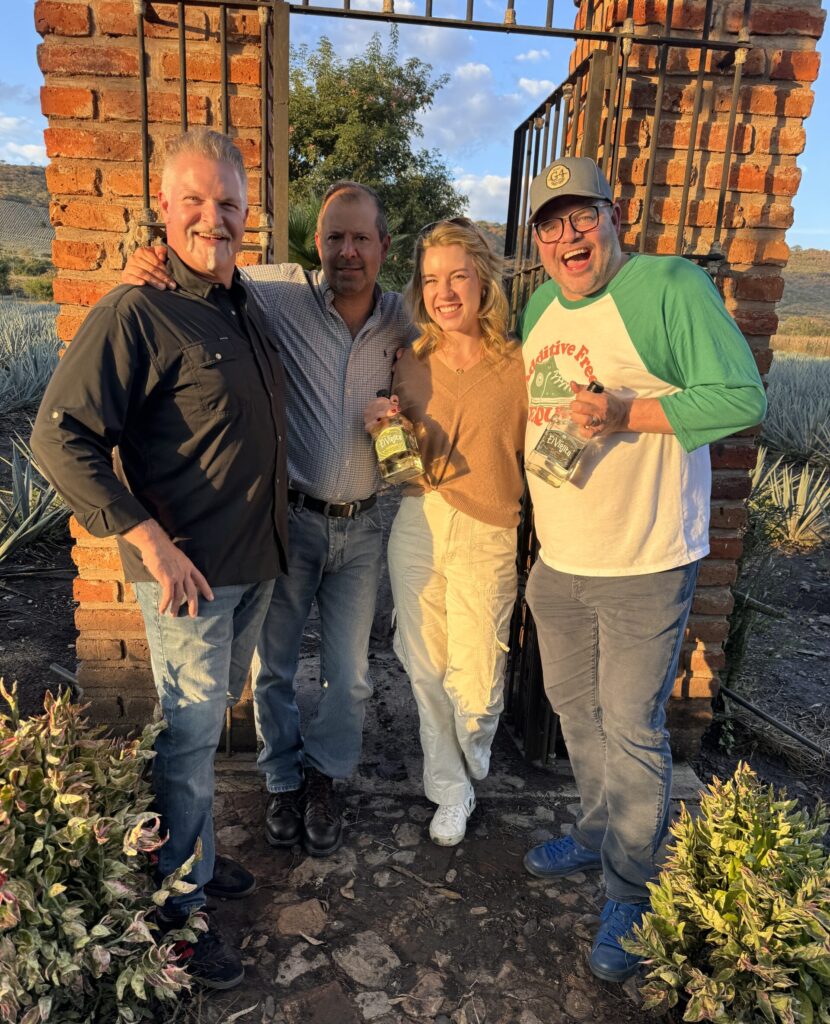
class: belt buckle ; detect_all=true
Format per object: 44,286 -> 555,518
342,501 -> 357,518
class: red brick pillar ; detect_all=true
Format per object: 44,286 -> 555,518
569,0 -> 824,754
35,0 -> 266,732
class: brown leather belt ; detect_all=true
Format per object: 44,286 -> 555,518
288,489 -> 377,519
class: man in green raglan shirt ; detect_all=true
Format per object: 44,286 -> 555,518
518,157 -> 766,981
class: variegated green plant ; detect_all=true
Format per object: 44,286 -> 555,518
625,763 -> 830,1023
0,684 -> 200,1024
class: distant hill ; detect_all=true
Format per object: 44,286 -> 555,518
476,221 -> 507,255
778,247 -> 830,335
0,200 -> 54,257
0,164 -> 48,206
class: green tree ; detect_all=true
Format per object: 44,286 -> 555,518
288,29 -> 467,286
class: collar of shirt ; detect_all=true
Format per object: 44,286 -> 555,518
167,245 -> 248,307
316,269 -> 384,323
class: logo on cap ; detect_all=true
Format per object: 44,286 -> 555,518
546,165 -> 571,191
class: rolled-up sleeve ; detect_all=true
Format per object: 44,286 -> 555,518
31,304 -> 152,537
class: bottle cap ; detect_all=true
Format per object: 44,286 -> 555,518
587,380 -> 604,394
377,389 -> 390,398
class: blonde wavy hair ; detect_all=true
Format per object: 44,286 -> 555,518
404,218 -> 512,361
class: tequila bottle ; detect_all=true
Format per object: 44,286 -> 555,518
371,389 -> 424,485
526,380 -> 605,488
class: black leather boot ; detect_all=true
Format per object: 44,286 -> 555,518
264,787 -> 304,848
302,767 -> 343,857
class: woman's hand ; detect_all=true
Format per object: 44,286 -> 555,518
363,394 -> 400,433
123,245 -> 176,289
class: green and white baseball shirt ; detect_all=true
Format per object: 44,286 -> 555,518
519,254 -> 766,577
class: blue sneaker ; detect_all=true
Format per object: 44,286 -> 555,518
523,834 -> 603,879
589,899 -> 649,982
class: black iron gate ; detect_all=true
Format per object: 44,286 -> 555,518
128,0 -> 752,756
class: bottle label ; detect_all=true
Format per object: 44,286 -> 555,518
375,427 -> 409,461
534,426 -> 582,471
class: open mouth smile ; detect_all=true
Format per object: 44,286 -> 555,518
562,246 -> 591,268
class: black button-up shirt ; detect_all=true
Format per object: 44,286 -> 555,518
32,248 -> 288,585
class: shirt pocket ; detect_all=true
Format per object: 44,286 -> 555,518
181,335 -> 250,419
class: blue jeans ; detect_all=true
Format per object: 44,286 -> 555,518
135,579 -> 275,914
252,502 -> 383,792
526,558 -> 699,903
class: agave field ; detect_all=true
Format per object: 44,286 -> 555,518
756,353 -> 830,546
0,299 -> 59,413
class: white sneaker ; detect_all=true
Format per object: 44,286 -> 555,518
429,785 -> 476,846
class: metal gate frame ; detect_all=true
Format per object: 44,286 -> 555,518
128,0 -> 752,758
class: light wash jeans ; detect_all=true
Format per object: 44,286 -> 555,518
134,579 -> 275,915
526,558 -> 699,903
252,501 -> 383,793
388,493 -> 518,805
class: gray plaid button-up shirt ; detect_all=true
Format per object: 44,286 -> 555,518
243,263 -> 414,503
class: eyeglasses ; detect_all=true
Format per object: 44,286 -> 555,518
533,203 -> 611,244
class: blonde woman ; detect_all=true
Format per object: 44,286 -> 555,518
365,219 -> 527,846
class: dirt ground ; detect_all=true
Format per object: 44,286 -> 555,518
2,407 -> 829,1022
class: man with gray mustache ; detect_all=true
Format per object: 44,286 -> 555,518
32,128 -> 289,991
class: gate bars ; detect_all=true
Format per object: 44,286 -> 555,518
504,0 -> 753,329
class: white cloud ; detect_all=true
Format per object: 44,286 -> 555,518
0,111 -> 47,165
419,62 -> 523,159
454,172 -> 511,222
516,49 -> 551,62
0,113 -> 28,136
518,78 -> 555,99
455,62 -> 491,80
0,141 -> 47,165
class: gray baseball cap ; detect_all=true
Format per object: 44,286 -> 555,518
528,156 -> 613,224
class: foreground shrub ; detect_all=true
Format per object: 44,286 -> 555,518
762,354 -> 830,467
626,763 -> 830,1023
0,684 -> 199,1023
0,300 -> 59,413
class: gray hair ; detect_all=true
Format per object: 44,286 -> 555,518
161,128 -> 247,197
317,181 -> 389,240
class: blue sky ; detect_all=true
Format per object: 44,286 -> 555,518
2,0 -> 827,245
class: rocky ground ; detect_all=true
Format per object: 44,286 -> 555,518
178,644 -> 705,1024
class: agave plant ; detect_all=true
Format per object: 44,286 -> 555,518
762,354 -> 830,467
0,300 -> 59,413
749,446 -> 830,548
0,437 -> 69,565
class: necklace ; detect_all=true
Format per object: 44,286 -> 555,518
438,344 -> 482,375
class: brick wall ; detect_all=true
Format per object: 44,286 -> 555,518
36,0 -> 825,752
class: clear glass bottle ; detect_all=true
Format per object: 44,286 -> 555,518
526,380 -> 605,488
371,389 -> 424,486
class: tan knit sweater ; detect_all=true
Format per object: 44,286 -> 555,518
391,344 -> 528,528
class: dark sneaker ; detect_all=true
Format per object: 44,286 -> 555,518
160,911 -> 245,990
303,766 -> 343,858
204,855 -> 256,900
589,899 -> 648,982
265,788 -> 304,848
523,834 -> 602,879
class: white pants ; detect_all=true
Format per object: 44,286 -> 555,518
388,492 -> 518,804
